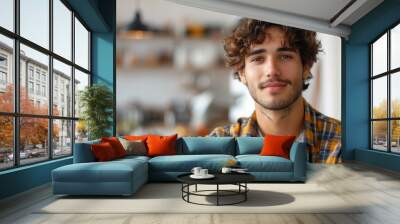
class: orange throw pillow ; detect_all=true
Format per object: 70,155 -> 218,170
260,134 -> 296,159
146,134 -> 178,157
124,135 -> 148,141
101,137 -> 127,158
91,142 -> 117,161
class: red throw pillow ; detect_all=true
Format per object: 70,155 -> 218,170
260,134 -> 296,159
91,142 -> 117,161
101,137 -> 127,158
146,134 -> 178,157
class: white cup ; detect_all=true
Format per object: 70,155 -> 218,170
200,169 -> 208,176
221,167 -> 232,174
191,167 -> 202,176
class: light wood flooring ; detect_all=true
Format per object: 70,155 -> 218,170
1,162 -> 400,224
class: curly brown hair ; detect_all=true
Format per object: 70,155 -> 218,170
224,18 -> 322,89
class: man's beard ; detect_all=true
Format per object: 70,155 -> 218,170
250,79 -> 303,111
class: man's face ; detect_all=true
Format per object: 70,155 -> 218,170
239,26 -> 309,111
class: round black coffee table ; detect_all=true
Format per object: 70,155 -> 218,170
177,173 -> 255,206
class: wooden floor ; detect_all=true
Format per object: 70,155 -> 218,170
1,162 -> 400,224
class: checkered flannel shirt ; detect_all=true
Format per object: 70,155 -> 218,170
208,99 -> 342,164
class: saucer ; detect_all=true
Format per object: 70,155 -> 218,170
190,174 -> 215,179
232,170 -> 249,174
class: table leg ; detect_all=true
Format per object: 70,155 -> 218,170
188,184 -> 190,202
245,183 -> 247,201
181,184 -> 183,199
195,184 -> 197,192
217,184 -> 219,206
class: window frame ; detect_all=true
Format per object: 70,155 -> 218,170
0,0 -> 92,171
370,20 -> 400,154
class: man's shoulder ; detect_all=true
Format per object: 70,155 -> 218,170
316,112 -> 341,127
307,107 -> 342,140
307,104 -> 341,127
208,125 -> 231,137
208,116 -> 253,137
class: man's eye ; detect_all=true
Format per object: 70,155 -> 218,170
280,55 -> 293,60
250,57 -> 264,63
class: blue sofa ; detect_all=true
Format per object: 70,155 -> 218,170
52,137 -> 307,196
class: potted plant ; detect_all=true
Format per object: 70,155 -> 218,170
79,84 -> 113,140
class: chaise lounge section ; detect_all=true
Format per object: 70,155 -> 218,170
52,137 -> 307,196
52,140 -> 149,196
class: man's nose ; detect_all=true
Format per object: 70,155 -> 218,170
264,57 -> 280,77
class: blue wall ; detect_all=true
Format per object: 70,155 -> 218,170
344,0 -> 400,171
0,158 -> 72,199
91,0 -> 116,136
0,0 -> 116,200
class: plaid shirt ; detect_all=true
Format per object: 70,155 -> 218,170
209,99 -> 342,164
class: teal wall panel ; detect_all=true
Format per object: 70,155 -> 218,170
355,149 -> 400,172
92,33 -> 114,87
0,158 -> 72,199
91,32 -> 115,136
342,44 -> 370,160
344,0 -> 400,171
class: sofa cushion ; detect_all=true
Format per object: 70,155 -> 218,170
101,137 -> 127,158
118,138 -> 147,156
52,159 -> 147,183
147,134 -> 178,157
114,155 -> 150,164
148,154 -> 235,172
124,135 -> 148,141
260,134 -> 296,159
236,137 -> 263,155
53,163 -> 134,183
236,155 -> 293,172
177,137 -> 235,155
91,142 -> 118,161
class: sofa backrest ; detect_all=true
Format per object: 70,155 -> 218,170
73,139 -> 100,163
74,137 -> 271,161
235,137 -> 264,155
176,137 -> 236,155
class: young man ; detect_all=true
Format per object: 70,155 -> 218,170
209,19 -> 341,164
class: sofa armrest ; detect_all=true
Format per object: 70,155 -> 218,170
289,142 -> 307,181
73,141 -> 99,163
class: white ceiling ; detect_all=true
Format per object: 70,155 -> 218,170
226,0 -> 352,22
165,0 -> 384,38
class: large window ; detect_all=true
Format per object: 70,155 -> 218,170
0,0 -> 91,171
371,23 -> 400,154
0,0 -> 14,32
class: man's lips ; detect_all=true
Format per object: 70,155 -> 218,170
264,82 -> 287,88
259,81 -> 289,89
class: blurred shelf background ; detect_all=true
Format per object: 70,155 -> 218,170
116,0 -> 249,136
